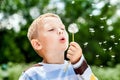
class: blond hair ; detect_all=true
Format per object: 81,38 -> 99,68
27,13 -> 60,41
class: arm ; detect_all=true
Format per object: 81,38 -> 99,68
73,55 -> 98,80
67,42 -> 98,80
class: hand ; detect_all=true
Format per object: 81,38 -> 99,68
67,42 -> 82,64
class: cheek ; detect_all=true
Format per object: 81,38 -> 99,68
38,34 -> 49,46
65,32 -> 69,41
42,34 -> 55,46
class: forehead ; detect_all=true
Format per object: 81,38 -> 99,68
42,17 -> 64,28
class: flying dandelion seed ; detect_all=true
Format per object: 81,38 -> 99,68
108,26 -> 113,31
100,26 -> 104,29
89,28 -> 95,33
89,28 -> 95,36
99,42 -> 102,46
96,55 -> 99,58
108,47 -> 112,51
71,0 -> 75,4
110,35 -> 115,39
103,48 -> 107,52
100,65 -> 103,68
100,17 -> 107,20
111,55 -> 115,58
103,41 -> 107,44
106,19 -> 113,25
111,55 -> 115,60
84,42 -> 88,46
114,43 -> 118,45
108,5 -> 112,8
83,42 -> 88,47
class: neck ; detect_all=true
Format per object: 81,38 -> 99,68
43,51 -> 65,64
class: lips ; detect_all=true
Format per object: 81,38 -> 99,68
60,37 -> 66,43
61,37 -> 65,40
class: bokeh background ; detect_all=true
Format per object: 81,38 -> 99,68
0,0 -> 120,80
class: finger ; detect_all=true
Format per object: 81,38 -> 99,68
67,49 -> 73,55
67,54 -> 75,63
68,45 -> 76,52
66,53 -> 72,60
70,42 -> 81,49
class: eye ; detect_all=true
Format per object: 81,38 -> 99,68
61,28 -> 65,30
48,28 -> 54,31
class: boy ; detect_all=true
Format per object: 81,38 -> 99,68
19,13 -> 98,80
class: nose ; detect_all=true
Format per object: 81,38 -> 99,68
57,29 -> 63,35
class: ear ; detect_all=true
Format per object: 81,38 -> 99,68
31,39 -> 42,50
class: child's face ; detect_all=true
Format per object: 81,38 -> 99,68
38,17 -> 69,53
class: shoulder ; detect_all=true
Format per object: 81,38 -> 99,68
19,64 -> 44,80
25,63 -> 43,72
23,63 -> 43,75
19,63 -> 43,80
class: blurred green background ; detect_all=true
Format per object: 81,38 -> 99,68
0,0 -> 120,80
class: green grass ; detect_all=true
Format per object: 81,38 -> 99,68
0,63 -> 120,80
92,64 -> 120,80
0,62 -> 33,80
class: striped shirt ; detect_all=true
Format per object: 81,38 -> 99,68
19,56 -> 98,80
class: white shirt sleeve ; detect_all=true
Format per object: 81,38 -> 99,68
72,55 -> 98,80
73,55 -> 84,69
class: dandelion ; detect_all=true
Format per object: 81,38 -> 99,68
68,23 -> 79,42
65,23 -> 79,72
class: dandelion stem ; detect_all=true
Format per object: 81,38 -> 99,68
72,33 -> 74,42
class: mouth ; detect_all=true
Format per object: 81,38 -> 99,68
60,37 -> 66,43
61,37 -> 65,40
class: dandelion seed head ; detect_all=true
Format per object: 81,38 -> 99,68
68,23 -> 79,33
